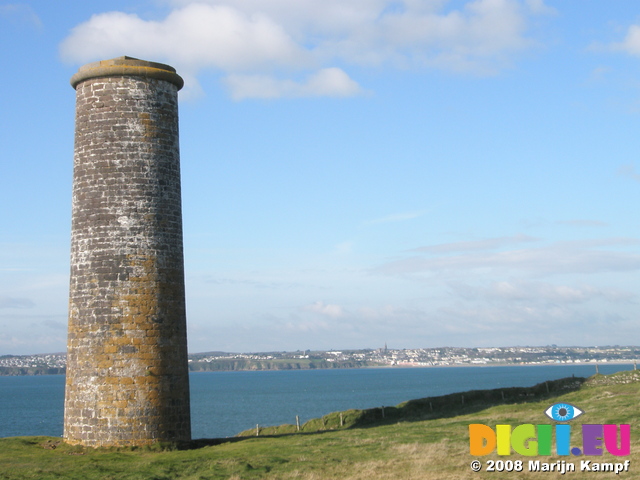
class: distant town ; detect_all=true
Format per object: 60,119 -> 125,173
1,345 -> 639,375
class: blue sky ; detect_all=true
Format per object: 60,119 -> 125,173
1,0 -> 639,355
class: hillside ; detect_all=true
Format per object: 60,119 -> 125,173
0,370 -> 638,479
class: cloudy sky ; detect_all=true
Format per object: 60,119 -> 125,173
1,0 -> 639,354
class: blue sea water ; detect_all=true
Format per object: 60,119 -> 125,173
0,364 -> 633,439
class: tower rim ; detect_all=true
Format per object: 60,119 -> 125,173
70,56 -> 184,90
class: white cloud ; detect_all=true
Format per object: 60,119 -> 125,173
313,0 -> 537,74
60,0 -> 545,99
619,164 -> 640,182
556,219 -> 608,227
525,0 -> 557,16
450,280 -> 634,305
204,276 -> 304,289
0,296 -> 35,309
412,234 -> 537,253
301,301 -> 345,318
60,5 -> 307,71
0,4 -> 42,29
377,237 -> 640,277
609,24 -> 640,56
427,302 -> 633,346
225,68 -> 365,99
332,241 -> 355,255
0,315 -> 68,354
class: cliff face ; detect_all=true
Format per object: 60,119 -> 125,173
188,359 -> 381,371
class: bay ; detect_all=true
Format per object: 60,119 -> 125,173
0,363 -> 633,440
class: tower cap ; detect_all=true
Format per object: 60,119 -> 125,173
70,56 -> 184,90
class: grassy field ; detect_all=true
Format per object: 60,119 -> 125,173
1,370 -> 638,479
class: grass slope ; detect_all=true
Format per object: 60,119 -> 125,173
1,370 -> 638,480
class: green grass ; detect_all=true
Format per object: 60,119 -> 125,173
1,370 -> 639,479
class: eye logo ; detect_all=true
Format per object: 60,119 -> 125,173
544,403 -> 584,422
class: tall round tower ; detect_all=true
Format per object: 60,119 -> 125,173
64,57 -> 191,447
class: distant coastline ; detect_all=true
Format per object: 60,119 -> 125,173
1,345 -> 638,376
0,367 -> 66,376
4,361 -> 637,376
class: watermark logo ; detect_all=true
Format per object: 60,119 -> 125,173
544,402 -> 583,422
468,404 -> 631,474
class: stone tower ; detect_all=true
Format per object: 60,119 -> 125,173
64,57 -> 191,447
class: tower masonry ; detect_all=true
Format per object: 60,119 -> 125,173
64,57 -> 191,447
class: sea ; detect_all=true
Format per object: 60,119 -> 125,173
0,363 -> 633,440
